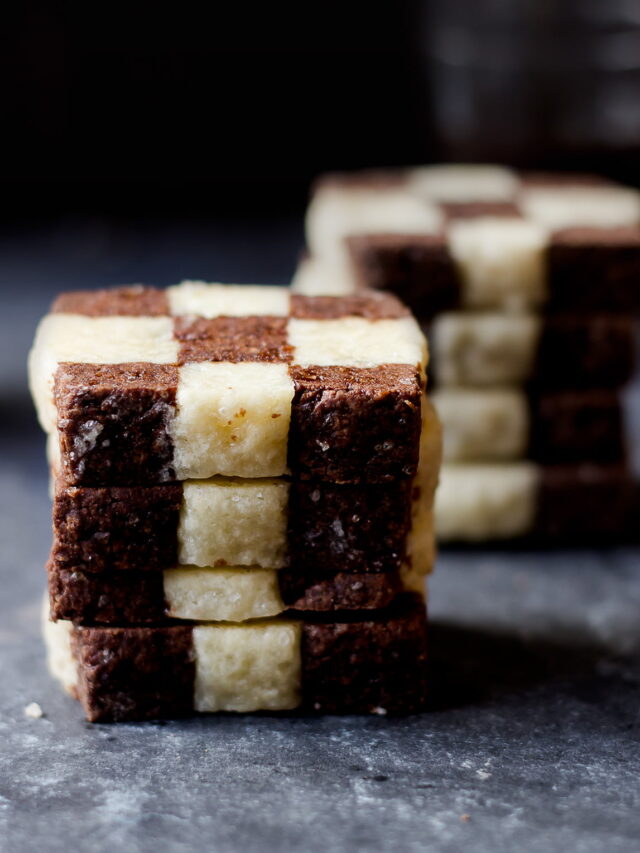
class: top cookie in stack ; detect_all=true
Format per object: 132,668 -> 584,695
295,165 -> 640,544
31,283 -> 429,486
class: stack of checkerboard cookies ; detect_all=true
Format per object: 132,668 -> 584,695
296,164 -> 640,543
30,283 -> 440,721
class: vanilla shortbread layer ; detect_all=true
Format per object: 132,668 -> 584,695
179,478 -> 289,568
306,185 -> 443,263
435,463 -> 540,541
42,600 -> 77,694
291,257 -> 357,296
407,164 -> 518,203
448,217 -> 548,310
289,316 -> 428,371
164,567 -> 284,621
406,397 -> 442,575
521,185 -> 640,230
433,389 -> 529,462
28,314 -> 178,432
167,282 -> 290,317
432,312 -> 542,387
193,622 -> 302,712
172,362 -> 294,479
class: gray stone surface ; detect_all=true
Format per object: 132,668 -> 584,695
1,221 -> 639,853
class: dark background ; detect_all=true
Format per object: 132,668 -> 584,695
4,1 -> 640,223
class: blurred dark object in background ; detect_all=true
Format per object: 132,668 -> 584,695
1,2 -> 426,220
2,2 -> 639,222
421,0 -> 640,181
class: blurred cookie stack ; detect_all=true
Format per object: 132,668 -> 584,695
29,283 -> 440,720
296,165 -> 640,544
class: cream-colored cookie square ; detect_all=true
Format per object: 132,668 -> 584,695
432,312 -> 541,387
288,316 -> 427,370
433,389 -> 529,462
520,185 -> 640,230
28,314 -> 178,432
448,217 -> 548,310
408,164 -> 518,202
167,281 -> 290,317
405,397 -> 442,576
179,478 -> 289,568
172,362 -> 294,479
306,185 -> 443,263
435,463 -> 540,541
291,256 -> 357,296
193,622 -> 302,713
42,600 -> 78,694
164,567 -> 284,621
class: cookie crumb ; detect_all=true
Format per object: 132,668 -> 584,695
460,814 -> 470,823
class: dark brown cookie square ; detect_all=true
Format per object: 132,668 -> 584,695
529,391 -> 624,464
174,316 -> 292,364
547,227 -> 640,312
533,316 -> 635,390
287,480 -> 413,572
345,233 -> 461,320
55,363 -> 179,485
52,286 -> 169,316
72,626 -> 195,722
535,465 -> 640,542
48,565 -> 167,623
51,482 -> 182,572
290,292 -> 410,320
280,569 -> 404,612
288,365 -> 423,483
301,594 -> 428,714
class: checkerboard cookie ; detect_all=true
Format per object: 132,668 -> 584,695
44,594 -> 429,721
29,284 -> 428,485
299,166 -> 640,315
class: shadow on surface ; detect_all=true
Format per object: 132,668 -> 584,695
427,621 -> 639,713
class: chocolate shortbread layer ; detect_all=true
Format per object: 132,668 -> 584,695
531,315 -> 635,389
52,286 -> 169,316
535,465 -> 640,542
529,391 -> 624,464
173,316 -> 293,364
547,227 -> 640,313
71,624 -> 196,722
47,594 -> 428,721
55,363 -> 179,485
346,234 -> 461,319
53,484 -> 183,571
288,365 -> 423,483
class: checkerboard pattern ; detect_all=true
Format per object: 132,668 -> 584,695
31,284 -> 427,485
297,164 -> 640,543
33,283 -> 439,720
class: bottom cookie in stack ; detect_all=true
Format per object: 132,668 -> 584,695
44,594 -> 429,721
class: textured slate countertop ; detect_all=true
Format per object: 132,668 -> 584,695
1,220 -> 639,853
